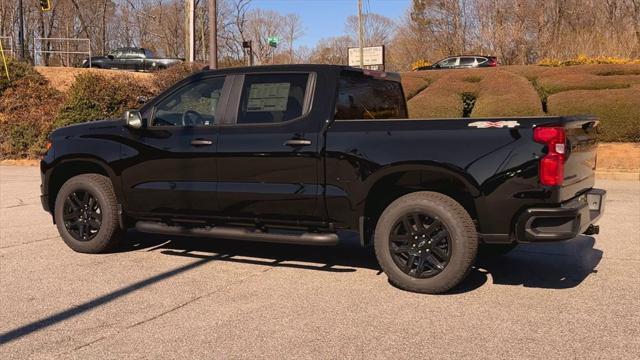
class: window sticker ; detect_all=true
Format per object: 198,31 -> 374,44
247,83 -> 290,112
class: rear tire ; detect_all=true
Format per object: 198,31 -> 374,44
374,192 -> 478,294
54,174 -> 122,253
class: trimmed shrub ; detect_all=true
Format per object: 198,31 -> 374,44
54,72 -> 155,128
0,78 -> 64,158
401,75 -> 430,100
153,62 -> 206,93
547,86 -> 640,142
471,69 -> 543,117
407,71 -> 478,118
405,68 -> 542,118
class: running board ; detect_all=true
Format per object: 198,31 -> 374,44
135,221 -> 339,246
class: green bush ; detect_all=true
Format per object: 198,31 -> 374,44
0,78 -> 64,158
0,57 -> 46,95
54,72 -> 155,128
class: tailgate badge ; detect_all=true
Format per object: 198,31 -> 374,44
468,121 -> 520,128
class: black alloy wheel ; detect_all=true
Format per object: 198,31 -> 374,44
62,190 -> 102,241
389,212 -> 451,278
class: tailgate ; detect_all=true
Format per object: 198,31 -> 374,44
559,117 -> 598,201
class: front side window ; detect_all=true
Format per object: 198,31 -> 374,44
335,71 -> 407,120
152,77 -> 225,127
236,73 -> 309,124
438,57 -> 458,67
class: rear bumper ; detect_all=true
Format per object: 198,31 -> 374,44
515,188 -> 606,242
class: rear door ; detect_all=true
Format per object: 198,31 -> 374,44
459,57 -> 476,68
121,74 -> 230,218
215,72 -> 324,223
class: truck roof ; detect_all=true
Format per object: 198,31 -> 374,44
200,64 -> 401,81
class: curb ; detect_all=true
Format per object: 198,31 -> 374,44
596,171 -> 640,181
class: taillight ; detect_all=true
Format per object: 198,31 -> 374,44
488,58 -> 497,67
534,126 -> 566,186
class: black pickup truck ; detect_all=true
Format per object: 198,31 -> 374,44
40,65 -> 605,293
81,47 -> 183,71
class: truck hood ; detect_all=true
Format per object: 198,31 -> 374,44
50,119 -> 124,139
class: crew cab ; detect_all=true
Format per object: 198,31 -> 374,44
41,65 -> 605,294
82,47 -> 183,71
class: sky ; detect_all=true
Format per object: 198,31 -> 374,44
249,0 -> 412,48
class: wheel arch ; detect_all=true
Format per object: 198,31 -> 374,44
47,157 -> 122,214
360,164 -> 481,245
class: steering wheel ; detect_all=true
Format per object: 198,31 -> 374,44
182,110 -> 203,127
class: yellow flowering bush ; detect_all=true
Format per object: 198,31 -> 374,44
411,59 -> 432,70
539,55 -> 640,67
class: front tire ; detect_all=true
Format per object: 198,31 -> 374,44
374,192 -> 478,294
54,174 -> 122,253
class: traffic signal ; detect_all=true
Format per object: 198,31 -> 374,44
40,0 -> 51,11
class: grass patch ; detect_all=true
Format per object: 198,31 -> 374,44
463,76 -> 482,83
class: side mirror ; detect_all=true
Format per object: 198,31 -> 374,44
124,110 -> 143,129
107,54 -> 114,60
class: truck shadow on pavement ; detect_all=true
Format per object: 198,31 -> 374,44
0,234 -> 602,345
456,235 -> 603,293
139,232 -> 603,293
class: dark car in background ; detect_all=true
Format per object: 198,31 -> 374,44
82,47 -> 183,71
415,55 -> 498,70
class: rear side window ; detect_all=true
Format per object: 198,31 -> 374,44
460,57 -> 475,66
237,73 -> 309,124
335,71 -> 407,120
476,57 -> 488,65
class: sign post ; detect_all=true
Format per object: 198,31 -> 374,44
348,45 -> 385,70
268,36 -> 278,64
242,40 -> 254,66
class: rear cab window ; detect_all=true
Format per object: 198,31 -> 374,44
335,71 -> 407,120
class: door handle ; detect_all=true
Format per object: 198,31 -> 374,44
191,138 -> 213,146
284,139 -> 312,147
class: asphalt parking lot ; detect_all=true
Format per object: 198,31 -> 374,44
1,165 -> 638,359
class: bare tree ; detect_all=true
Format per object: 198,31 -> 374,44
344,13 -> 396,46
283,13 -> 304,63
308,35 -> 354,65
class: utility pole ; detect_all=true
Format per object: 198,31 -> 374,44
188,0 -> 195,62
17,0 -> 25,60
357,0 -> 364,68
208,0 -> 218,69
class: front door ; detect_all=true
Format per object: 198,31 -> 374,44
121,74 -> 229,218
216,72 -> 323,223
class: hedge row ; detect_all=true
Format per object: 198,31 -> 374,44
404,64 -> 640,142
1,61 -> 638,159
